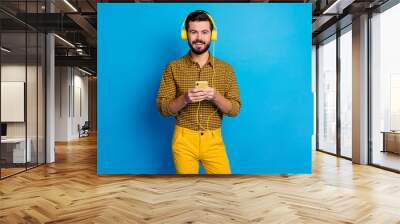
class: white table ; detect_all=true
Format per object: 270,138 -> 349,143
1,138 -> 32,163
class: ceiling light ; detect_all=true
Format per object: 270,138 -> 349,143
1,47 -> 11,53
63,0 -> 78,12
54,34 -> 75,48
78,67 -> 93,76
322,0 -> 354,15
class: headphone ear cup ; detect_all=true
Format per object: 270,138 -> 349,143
211,30 -> 217,41
181,29 -> 187,40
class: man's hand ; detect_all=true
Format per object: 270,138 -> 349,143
204,87 -> 219,101
204,87 -> 234,115
180,87 -> 233,115
185,88 -> 208,103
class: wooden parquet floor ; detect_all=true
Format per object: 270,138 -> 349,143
1,134 -> 400,224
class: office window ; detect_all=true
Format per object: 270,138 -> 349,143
339,27 -> 352,158
1,32 -> 28,178
27,31 -> 39,170
0,1 -> 46,179
312,45 -> 317,150
371,3 -> 400,171
317,35 -> 337,154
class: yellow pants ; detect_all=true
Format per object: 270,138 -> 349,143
171,125 -> 231,174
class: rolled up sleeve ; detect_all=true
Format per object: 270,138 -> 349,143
224,65 -> 241,117
156,63 -> 177,116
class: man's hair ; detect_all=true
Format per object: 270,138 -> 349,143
185,10 -> 214,31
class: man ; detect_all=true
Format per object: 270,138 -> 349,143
156,10 -> 241,174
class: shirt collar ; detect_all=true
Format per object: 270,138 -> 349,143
185,51 -> 214,68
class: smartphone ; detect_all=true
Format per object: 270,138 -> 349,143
195,81 -> 209,89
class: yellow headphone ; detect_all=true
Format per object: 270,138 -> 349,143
181,10 -> 218,41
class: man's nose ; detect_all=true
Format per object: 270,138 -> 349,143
196,33 -> 202,40
199,33 -> 206,39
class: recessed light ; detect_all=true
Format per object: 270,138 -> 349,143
63,0 -> 78,12
54,34 -> 75,48
1,47 -> 11,53
78,67 -> 93,76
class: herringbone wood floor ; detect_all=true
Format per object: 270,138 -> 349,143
1,134 -> 400,224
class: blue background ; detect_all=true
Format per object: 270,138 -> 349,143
98,3 -> 313,174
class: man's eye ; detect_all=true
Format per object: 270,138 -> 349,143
202,31 -> 209,34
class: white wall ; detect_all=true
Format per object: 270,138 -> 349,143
55,66 -> 69,141
1,65 -> 39,138
1,65 -> 26,135
1,63 -> 46,164
72,73 -> 89,138
55,67 -> 89,141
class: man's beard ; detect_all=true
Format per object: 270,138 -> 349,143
189,39 -> 210,55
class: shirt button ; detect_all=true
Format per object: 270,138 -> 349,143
201,132 -> 204,136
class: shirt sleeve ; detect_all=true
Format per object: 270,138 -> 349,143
224,65 -> 241,117
156,63 -> 177,117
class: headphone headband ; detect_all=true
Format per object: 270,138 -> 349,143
182,10 -> 217,31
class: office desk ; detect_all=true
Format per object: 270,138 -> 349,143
381,131 -> 400,154
1,138 -> 32,163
